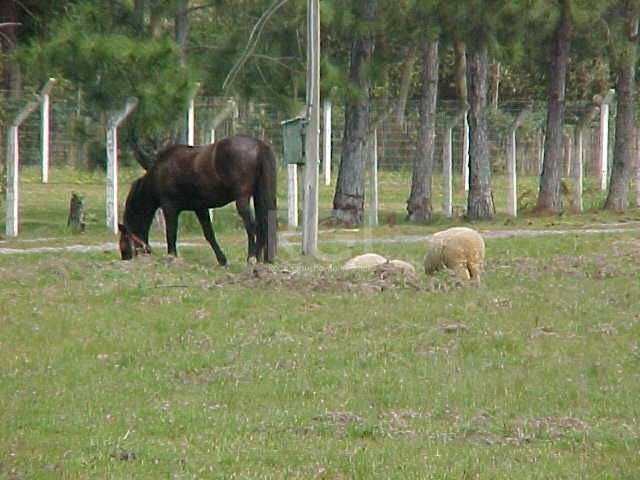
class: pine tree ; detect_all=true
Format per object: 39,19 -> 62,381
605,1 -> 640,210
332,0 -> 377,225
406,0 -> 440,222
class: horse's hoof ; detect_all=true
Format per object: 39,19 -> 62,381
217,257 -> 228,267
247,256 -> 258,265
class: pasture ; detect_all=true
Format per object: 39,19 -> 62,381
2,167 -> 640,478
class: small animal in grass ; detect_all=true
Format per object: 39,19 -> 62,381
424,227 -> 485,281
67,192 -> 86,233
343,254 -> 416,274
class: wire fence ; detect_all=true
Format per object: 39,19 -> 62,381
0,91 -> 616,180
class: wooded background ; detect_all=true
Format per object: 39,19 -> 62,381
1,0 -> 638,223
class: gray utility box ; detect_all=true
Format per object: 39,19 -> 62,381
281,116 -> 307,165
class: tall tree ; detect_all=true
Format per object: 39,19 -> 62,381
534,0 -> 612,212
405,0 -> 440,222
605,1 -> 640,210
332,0 -> 377,225
407,39 -> 439,221
0,0 -> 21,99
440,0 -> 533,219
536,0 -> 572,213
466,42 -> 494,218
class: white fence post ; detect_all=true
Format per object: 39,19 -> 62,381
445,109 -> 466,217
187,83 -> 200,146
5,99 -> 38,237
636,126 -> 640,207
507,130 -> 517,217
573,105 -> 599,212
574,127 -> 584,212
40,78 -> 56,183
599,101 -> 609,191
462,112 -> 469,193
323,99 -> 332,186
367,129 -> 379,226
443,125 -> 453,217
506,108 -> 528,217
106,98 -> 138,234
6,126 -> 19,237
288,164 -> 298,227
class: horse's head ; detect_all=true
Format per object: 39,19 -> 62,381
118,223 -> 152,260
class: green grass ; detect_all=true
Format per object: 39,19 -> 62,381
1,166 -> 640,478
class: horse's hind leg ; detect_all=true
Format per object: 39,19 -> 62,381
195,209 -> 227,266
162,206 -> 179,256
235,197 -> 257,262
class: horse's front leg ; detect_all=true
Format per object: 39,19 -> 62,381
195,209 -> 227,266
235,197 -> 257,263
162,206 -> 179,256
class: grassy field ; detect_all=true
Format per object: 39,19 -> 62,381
2,167 -> 640,478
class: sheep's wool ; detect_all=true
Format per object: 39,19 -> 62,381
343,253 -> 388,270
424,227 -> 485,280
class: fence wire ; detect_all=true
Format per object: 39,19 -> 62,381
0,92 -> 615,180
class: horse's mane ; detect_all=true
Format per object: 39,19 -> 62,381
123,176 -> 153,230
154,143 -> 198,165
155,144 -> 184,162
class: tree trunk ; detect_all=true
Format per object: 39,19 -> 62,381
175,0 -> 188,65
0,0 -> 21,99
394,47 -> 417,128
466,43 -> 495,219
150,5 -> 162,38
454,42 -> 468,104
67,192 -> 86,233
133,0 -> 146,34
407,40 -> 439,222
536,3 -> 572,213
454,42 -> 469,192
605,15 -> 638,210
332,0 -> 377,226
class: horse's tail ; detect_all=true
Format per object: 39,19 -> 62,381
254,142 -> 277,262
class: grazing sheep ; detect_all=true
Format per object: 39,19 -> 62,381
424,227 -> 485,280
343,253 -> 388,270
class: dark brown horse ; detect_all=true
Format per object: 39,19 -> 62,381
118,135 -> 277,264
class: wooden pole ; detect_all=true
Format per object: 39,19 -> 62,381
5,99 -> 38,237
40,78 -> 56,183
106,98 -> 138,235
323,99 -> 332,186
367,129 -> 379,226
302,0 -> 320,255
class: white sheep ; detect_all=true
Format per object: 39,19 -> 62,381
424,227 -> 485,280
343,253 -> 388,270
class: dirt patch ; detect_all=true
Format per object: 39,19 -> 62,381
205,263 -> 468,296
